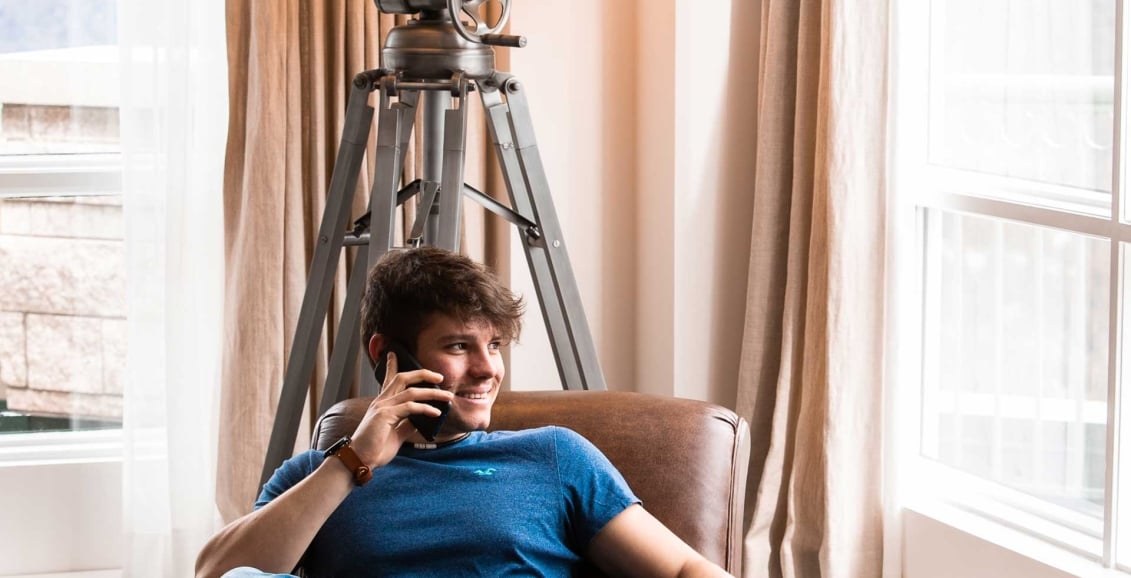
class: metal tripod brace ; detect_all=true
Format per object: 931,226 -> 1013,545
261,1 -> 607,485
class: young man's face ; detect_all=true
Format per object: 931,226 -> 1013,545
413,314 -> 506,441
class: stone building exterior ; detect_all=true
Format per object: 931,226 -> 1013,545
0,103 -> 124,421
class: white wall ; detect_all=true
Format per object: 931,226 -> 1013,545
634,0 -> 676,399
502,0 -> 639,395
667,0 -> 758,405
504,0 -> 757,409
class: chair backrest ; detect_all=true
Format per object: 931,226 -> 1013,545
312,390 -> 751,576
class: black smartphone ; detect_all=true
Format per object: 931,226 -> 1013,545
374,340 -> 450,441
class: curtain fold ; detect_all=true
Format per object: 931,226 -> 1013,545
119,0 -> 228,574
736,0 -> 888,576
219,2 -> 496,522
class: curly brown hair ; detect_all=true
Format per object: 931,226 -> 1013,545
360,247 -> 524,362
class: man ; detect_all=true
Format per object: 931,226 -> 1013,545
196,247 -> 730,577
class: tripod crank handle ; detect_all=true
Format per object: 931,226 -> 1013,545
481,34 -> 526,48
447,0 -> 513,44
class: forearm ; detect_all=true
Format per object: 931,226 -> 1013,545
589,505 -> 734,578
676,556 -> 733,578
195,460 -> 356,578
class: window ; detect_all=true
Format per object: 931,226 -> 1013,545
891,0 -> 1131,570
0,0 -> 124,434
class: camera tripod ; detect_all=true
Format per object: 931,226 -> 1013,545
261,0 -> 607,484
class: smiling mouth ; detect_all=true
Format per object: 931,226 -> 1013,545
456,391 -> 491,400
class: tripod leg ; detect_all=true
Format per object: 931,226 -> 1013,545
368,83 -> 419,270
436,77 -> 470,251
261,72 -> 379,486
421,91 -> 445,245
479,75 -> 607,391
318,242 -> 370,416
398,90 -> 421,166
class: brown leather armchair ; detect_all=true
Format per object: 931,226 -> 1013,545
312,390 -> 751,576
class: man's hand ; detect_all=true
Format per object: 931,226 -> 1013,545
347,351 -> 454,469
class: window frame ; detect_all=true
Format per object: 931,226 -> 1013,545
0,153 -> 122,198
890,0 -> 1131,573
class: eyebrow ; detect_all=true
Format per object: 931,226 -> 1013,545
435,333 -> 503,342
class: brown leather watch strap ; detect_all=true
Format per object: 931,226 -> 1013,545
328,438 -> 373,486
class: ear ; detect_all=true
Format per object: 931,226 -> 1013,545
368,334 -> 388,365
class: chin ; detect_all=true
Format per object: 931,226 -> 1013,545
442,410 -> 491,434
469,418 -> 493,433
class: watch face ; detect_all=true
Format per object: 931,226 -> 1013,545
325,435 -> 351,456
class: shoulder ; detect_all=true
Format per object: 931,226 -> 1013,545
492,426 -> 612,471
546,425 -> 593,447
485,425 -> 590,448
479,427 -> 602,462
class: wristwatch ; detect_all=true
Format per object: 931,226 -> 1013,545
324,436 -> 373,486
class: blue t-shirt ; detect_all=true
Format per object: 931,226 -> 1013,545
256,426 -> 640,577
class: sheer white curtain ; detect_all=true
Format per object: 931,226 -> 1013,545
119,0 -> 227,574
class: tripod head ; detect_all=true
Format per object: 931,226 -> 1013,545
375,0 -> 524,48
376,0 -> 524,80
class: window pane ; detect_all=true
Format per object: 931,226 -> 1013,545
930,0 -> 1115,196
0,0 -> 120,156
0,195 -> 124,432
920,210 -> 1109,518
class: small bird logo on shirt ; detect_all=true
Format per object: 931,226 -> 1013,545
473,468 -> 497,476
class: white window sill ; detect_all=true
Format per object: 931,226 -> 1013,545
0,431 -> 124,574
905,500 -> 1127,578
0,429 -> 122,466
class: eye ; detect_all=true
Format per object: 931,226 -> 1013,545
447,342 -> 468,351
488,341 -> 502,351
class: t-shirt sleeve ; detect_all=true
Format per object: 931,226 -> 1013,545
254,450 -> 324,510
552,427 -> 641,551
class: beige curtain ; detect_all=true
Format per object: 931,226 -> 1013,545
219,1 -> 499,522
735,0 -> 888,577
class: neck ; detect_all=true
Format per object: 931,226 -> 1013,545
410,431 -> 471,450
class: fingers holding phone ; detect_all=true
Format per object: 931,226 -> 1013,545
376,350 -> 443,396
340,342 -> 450,469
375,342 -> 451,441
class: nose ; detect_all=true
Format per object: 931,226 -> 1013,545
468,345 -> 497,378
